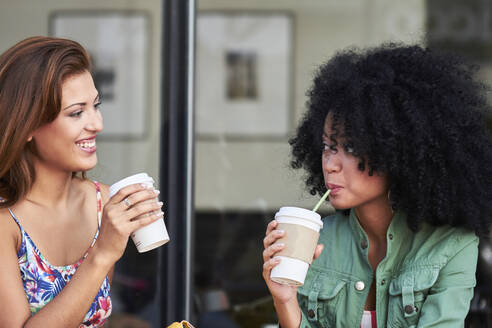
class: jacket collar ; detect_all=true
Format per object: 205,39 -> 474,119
348,208 -> 412,245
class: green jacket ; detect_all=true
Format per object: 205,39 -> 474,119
297,209 -> 478,327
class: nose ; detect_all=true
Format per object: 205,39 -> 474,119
322,151 -> 341,174
86,108 -> 103,132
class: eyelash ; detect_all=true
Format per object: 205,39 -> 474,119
69,110 -> 83,118
322,142 -> 354,154
69,102 -> 102,118
344,144 -> 354,153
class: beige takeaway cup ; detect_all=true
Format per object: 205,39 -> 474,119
270,206 -> 323,286
109,173 -> 169,253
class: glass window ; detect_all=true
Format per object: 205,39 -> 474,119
192,1 -> 444,327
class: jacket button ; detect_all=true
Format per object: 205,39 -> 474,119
355,281 -> 365,291
361,239 -> 368,249
388,234 -> 393,240
404,305 -> 415,314
308,309 -> 315,318
381,279 -> 386,285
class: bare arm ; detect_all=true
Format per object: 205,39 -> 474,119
0,183 -> 163,328
0,213 -> 32,326
108,265 -> 115,285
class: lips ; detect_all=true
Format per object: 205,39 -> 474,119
76,136 -> 97,153
326,183 -> 343,195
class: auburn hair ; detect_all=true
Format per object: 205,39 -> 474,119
0,36 -> 91,207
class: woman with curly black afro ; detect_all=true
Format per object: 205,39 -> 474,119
262,43 -> 492,327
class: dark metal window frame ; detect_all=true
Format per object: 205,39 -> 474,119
158,0 -> 195,324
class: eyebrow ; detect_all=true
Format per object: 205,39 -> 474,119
63,94 -> 100,111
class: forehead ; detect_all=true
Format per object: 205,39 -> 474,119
61,71 -> 97,104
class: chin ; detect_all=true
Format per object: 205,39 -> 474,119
330,202 -> 351,211
333,206 -> 351,211
75,158 -> 98,172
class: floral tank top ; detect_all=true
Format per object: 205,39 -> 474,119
9,181 -> 112,327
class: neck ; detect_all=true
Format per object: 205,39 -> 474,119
354,197 -> 393,243
26,161 -> 76,209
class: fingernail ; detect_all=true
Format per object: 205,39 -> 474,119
274,258 -> 281,263
157,211 -> 164,217
276,230 -> 284,235
154,189 -> 160,195
276,243 -> 285,248
157,201 -> 163,206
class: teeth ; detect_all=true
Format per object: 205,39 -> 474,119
77,140 -> 96,149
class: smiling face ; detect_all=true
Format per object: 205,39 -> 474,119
30,70 -> 103,173
322,115 -> 388,212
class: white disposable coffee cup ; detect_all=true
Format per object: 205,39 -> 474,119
109,173 -> 169,253
270,206 -> 323,286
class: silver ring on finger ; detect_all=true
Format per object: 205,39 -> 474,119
123,197 -> 131,208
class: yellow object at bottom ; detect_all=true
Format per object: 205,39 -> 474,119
167,320 -> 195,328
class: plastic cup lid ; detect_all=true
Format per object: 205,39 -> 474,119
275,206 -> 322,227
109,173 -> 154,197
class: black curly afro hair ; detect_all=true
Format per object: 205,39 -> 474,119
290,43 -> 492,236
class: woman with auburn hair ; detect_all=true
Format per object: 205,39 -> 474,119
262,43 -> 492,327
0,36 -> 164,327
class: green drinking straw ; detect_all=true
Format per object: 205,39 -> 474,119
312,189 -> 331,212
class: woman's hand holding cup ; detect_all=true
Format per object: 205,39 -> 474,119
262,219 -> 324,305
97,183 -> 163,263
263,220 -> 296,304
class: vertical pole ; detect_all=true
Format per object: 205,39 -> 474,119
158,0 -> 195,323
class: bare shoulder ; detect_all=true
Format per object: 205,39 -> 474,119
0,207 -> 12,221
0,207 -> 19,241
97,182 -> 109,195
73,177 -> 109,202
0,206 -> 21,256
